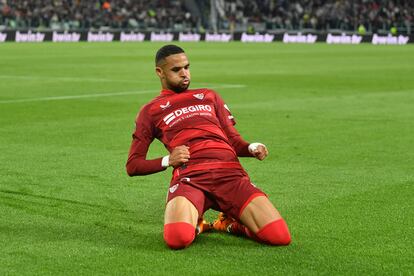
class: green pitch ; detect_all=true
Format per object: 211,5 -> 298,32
0,42 -> 413,275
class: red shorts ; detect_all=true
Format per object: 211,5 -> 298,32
166,168 -> 266,219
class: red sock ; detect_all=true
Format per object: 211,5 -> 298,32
230,219 -> 291,245
256,219 -> 291,245
164,222 -> 195,250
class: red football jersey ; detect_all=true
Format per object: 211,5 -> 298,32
126,88 -> 252,176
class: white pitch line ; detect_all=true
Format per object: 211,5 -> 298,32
0,75 -> 152,84
0,75 -> 247,88
0,89 -> 158,104
0,84 -> 246,104
0,75 -> 154,84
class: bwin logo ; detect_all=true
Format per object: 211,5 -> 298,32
160,101 -> 171,110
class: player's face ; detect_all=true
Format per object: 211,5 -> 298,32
156,53 -> 191,93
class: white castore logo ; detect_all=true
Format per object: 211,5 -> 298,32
169,184 -> 179,193
193,93 -> 204,100
160,101 -> 171,110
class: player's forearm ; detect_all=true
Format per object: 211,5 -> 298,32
231,137 -> 252,157
126,157 -> 166,176
223,125 -> 254,157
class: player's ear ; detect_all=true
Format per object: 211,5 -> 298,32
155,66 -> 164,79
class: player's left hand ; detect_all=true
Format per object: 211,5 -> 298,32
254,144 -> 268,160
249,143 -> 268,161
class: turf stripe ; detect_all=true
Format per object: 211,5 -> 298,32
0,74 -> 152,84
0,84 -> 246,104
0,90 -> 158,103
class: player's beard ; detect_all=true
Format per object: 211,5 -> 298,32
168,79 -> 190,93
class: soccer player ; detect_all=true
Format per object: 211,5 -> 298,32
126,45 -> 291,249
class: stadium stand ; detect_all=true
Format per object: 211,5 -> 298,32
0,0 -> 198,31
0,0 -> 413,34
220,0 -> 413,34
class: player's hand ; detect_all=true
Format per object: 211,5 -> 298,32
253,144 -> 268,160
169,145 -> 190,167
249,143 -> 268,161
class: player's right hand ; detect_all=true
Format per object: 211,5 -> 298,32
169,145 -> 190,167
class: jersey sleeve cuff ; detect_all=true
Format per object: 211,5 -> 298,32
248,142 -> 265,154
161,155 -> 170,168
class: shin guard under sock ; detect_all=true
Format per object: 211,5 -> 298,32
230,219 -> 291,245
164,222 -> 195,250
256,219 -> 291,245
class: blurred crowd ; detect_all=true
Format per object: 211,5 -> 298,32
0,0 -> 197,30
0,0 -> 413,34
223,0 -> 413,34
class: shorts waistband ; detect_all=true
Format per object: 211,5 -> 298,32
172,161 -> 243,179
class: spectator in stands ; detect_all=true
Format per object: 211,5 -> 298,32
0,0 -> 412,34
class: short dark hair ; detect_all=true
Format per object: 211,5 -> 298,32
155,45 -> 185,65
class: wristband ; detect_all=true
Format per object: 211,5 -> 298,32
248,142 -> 265,154
161,155 -> 170,168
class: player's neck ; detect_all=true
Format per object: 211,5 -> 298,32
161,87 -> 188,94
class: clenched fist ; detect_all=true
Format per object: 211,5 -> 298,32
249,143 -> 269,161
169,145 -> 190,167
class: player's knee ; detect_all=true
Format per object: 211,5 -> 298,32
163,222 -> 195,250
256,219 -> 291,246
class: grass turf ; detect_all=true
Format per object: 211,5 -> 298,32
0,42 -> 413,275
